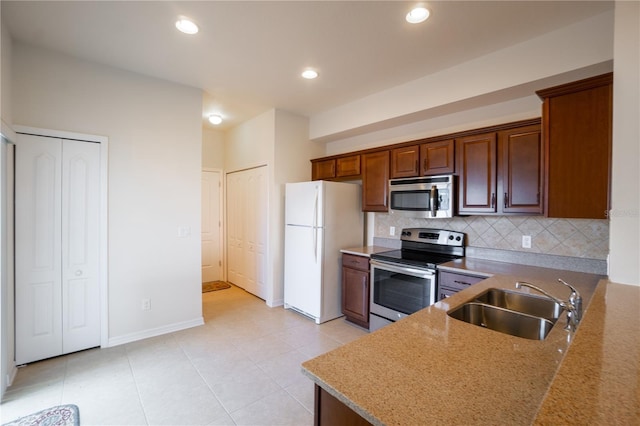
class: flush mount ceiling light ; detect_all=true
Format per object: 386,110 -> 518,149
175,17 -> 199,34
301,69 -> 319,79
406,7 -> 430,24
208,114 -> 223,125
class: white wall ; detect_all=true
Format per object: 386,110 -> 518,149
225,110 -> 275,172
1,12 -> 12,126
609,1 -> 640,285
202,127 -> 225,170
12,43 -> 204,344
0,12 -> 16,397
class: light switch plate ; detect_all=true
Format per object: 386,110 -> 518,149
522,235 -> 532,248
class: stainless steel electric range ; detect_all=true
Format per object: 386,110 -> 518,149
369,228 -> 466,331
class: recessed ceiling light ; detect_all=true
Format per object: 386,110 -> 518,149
208,114 -> 223,125
301,69 -> 319,79
406,7 -> 430,24
176,17 -> 199,35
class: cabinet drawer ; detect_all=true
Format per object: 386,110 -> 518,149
438,271 -> 485,291
342,253 -> 370,272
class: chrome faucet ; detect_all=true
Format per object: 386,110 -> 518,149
515,279 -> 582,331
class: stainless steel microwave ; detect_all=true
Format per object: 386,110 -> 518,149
388,175 -> 455,218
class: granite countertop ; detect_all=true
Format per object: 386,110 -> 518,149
302,260 -> 639,425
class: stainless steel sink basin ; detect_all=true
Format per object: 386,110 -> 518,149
472,288 -> 563,322
448,302 -> 556,340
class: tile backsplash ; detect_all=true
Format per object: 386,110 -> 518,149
374,214 -> 609,260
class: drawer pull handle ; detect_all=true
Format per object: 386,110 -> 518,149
454,280 -> 471,286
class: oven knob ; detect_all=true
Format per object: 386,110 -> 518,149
456,236 -> 462,241
448,235 -> 454,240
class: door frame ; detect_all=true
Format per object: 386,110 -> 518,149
13,125 -> 109,349
202,167 -> 224,283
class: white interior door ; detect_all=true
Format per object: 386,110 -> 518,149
16,134 -> 101,364
201,170 -> 222,283
225,166 -> 268,300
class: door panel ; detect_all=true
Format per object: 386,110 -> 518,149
201,171 -> 221,283
61,140 -> 100,353
16,135 -> 63,364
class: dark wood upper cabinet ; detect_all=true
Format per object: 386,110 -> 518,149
390,145 -> 419,178
536,73 -> 612,219
458,124 -> 543,215
500,125 -> 543,214
336,155 -> 361,178
362,151 -> 389,212
458,132 -> 497,214
312,158 -> 336,181
421,139 -> 455,175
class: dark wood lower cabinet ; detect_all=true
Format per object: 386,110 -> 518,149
342,254 -> 370,329
315,385 -> 372,426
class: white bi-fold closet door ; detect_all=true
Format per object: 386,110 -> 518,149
226,166 -> 268,301
15,133 -> 101,364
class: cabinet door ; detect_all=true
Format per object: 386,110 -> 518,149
312,159 -> 336,181
457,133 -> 497,214
390,145 -> 419,178
538,74 -> 612,219
362,151 -> 389,212
421,139 -> 454,175
500,125 -> 543,214
336,155 -> 361,178
342,266 -> 369,328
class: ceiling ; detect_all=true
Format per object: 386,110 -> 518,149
2,1 -> 614,131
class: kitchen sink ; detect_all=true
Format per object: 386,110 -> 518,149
448,302 -> 556,340
472,288 -> 563,322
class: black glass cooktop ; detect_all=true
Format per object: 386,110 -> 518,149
370,249 -> 461,270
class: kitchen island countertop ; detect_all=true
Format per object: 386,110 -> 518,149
302,262 -> 639,425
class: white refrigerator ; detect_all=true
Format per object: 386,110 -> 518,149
284,181 -> 363,324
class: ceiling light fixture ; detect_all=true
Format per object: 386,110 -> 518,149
208,114 -> 223,125
175,17 -> 199,35
406,7 -> 430,24
301,69 -> 319,79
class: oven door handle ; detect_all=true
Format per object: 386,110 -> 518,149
370,259 -> 435,278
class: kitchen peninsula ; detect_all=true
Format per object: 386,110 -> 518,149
302,261 -> 639,425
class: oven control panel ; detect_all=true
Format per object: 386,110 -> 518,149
400,228 -> 465,247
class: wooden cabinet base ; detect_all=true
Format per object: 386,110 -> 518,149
314,385 -> 372,426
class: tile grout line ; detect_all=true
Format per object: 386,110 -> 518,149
124,343 -> 151,426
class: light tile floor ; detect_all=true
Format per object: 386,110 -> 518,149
1,285 -> 368,425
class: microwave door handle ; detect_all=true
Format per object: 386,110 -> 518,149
430,185 -> 437,218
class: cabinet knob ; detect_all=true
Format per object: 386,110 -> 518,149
75,270 -> 82,276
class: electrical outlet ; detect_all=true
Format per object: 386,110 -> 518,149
141,298 -> 151,311
522,235 -> 532,249
390,226 -> 395,236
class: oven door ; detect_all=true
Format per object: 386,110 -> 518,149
369,259 -> 436,331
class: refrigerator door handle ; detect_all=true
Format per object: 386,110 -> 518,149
313,187 -> 319,262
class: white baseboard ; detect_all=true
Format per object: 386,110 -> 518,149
267,298 -> 284,308
106,317 -> 204,347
